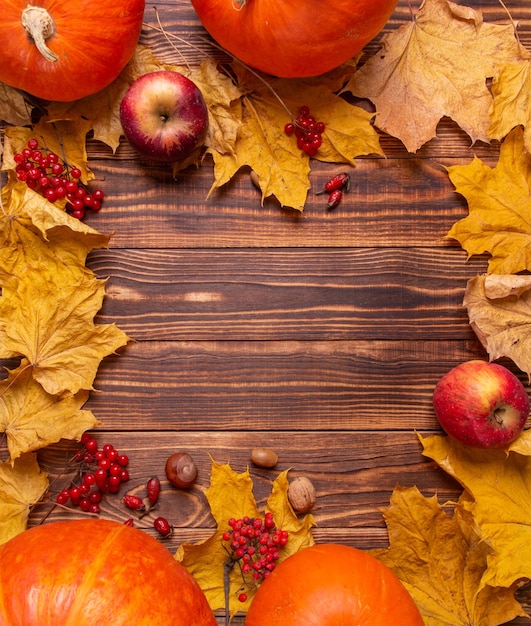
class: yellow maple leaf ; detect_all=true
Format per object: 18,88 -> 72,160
447,127 -> 531,274
371,485 -> 525,626
346,0 -> 525,153
489,58 -> 531,151
209,64 -> 383,211
0,453 -> 49,545
463,274 -> 531,379
0,361 -> 99,462
421,433 -> 531,591
176,460 -> 315,617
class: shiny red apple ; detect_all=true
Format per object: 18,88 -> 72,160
432,360 -> 530,448
119,70 -> 208,162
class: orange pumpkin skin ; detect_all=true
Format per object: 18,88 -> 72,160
244,543 -> 425,626
0,519 -> 217,626
0,0 -> 145,102
190,0 -> 398,78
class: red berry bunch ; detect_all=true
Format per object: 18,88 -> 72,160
13,138 -> 104,220
284,105 -> 325,157
223,512 -> 288,600
55,434 -> 130,514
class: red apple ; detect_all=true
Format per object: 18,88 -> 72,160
119,70 -> 208,162
432,360 -> 530,448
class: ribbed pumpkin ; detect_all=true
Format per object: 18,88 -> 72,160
0,519 -> 218,626
245,543 -> 425,625
190,0 -> 398,78
0,0 -> 145,102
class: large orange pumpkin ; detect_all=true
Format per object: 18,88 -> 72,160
245,543 -> 425,625
190,0 -> 398,78
0,0 -> 145,102
0,519 -> 217,626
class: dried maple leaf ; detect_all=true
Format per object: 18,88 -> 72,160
0,177 -> 128,398
209,64 -> 383,211
0,453 -> 49,545
0,361 -> 99,462
175,460 -> 315,617
345,0 -> 525,153
463,274 -> 531,379
447,127 -> 531,274
0,83 -> 32,127
371,485 -> 525,625
489,58 -> 531,151
421,433 -> 531,591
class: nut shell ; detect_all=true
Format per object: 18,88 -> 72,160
250,448 -> 278,468
288,476 -> 316,513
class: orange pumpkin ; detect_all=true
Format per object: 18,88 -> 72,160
0,519 -> 217,626
190,0 -> 398,78
0,0 -> 145,102
245,543 -> 425,625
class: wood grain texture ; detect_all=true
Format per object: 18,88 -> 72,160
5,0 -> 531,623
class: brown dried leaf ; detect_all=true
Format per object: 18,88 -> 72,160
346,0 -> 524,152
463,274 -> 531,380
176,460 -> 315,617
371,485 -> 525,625
0,84 -> 32,127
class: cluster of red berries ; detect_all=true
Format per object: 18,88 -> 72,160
13,138 -> 104,220
284,105 -> 325,157
223,512 -> 289,601
55,434 -> 129,515
316,172 -> 351,209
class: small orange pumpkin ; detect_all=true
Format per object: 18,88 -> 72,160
190,0 -> 398,78
0,0 -> 145,102
0,519 -> 218,625
245,543 -> 425,625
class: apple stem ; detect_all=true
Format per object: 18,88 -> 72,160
494,406 -> 507,426
22,6 -> 59,63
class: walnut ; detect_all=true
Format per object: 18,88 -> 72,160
288,476 -> 316,513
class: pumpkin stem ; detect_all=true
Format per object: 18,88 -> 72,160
21,6 -> 59,63
231,0 -> 247,10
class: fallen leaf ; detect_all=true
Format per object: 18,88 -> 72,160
0,84 -> 32,127
0,453 -> 49,545
209,64 -> 383,211
0,361 -> 99,462
176,459 -> 315,617
345,0 -> 525,152
371,485 -> 525,625
464,274 -> 531,378
421,433 -> 531,590
483,274 -> 531,299
489,59 -> 531,152
447,127 -> 531,274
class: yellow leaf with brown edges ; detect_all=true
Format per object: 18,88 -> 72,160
371,485 -> 525,625
489,59 -> 531,151
464,274 -> 531,379
209,64 -> 382,211
345,0 -> 525,153
0,361 -> 99,462
175,460 -> 315,617
421,433 -> 531,591
447,127 -> 531,274
0,453 -> 49,545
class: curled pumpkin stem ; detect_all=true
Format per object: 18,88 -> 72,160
21,6 -> 59,63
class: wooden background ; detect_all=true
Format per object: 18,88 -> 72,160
7,0 -> 531,622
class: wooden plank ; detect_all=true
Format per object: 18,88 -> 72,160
85,339 -> 496,431
89,247 -> 485,340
